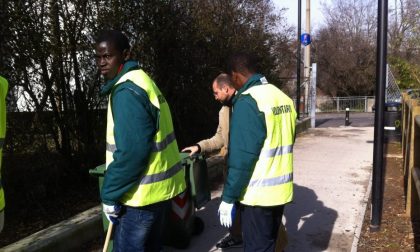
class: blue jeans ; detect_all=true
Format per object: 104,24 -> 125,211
113,200 -> 170,252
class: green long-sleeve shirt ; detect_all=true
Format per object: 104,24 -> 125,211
222,74 -> 268,203
100,61 -> 159,205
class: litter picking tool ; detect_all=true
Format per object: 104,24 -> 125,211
103,222 -> 113,252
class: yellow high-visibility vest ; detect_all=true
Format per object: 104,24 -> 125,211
240,84 -> 296,206
106,70 -> 185,207
0,76 -> 8,211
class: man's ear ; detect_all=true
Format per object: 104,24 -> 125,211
222,85 -> 229,93
122,49 -> 130,61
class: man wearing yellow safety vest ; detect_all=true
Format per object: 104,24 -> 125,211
95,30 -> 186,251
218,52 -> 296,252
0,75 -> 8,233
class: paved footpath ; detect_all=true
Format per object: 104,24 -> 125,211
165,126 -> 373,252
285,127 -> 373,252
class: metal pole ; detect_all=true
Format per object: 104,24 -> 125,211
345,108 -> 350,126
310,63 -> 317,128
370,0 -> 388,232
304,0 -> 311,115
296,0 -> 302,119
395,0 -> 397,25
337,97 -> 339,112
385,64 -> 389,103
365,96 -> 368,112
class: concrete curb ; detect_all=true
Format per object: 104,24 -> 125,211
351,172 -> 373,252
1,206 -> 103,252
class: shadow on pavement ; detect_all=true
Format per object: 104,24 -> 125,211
165,196 -> 232,252
284,184 -> 338,251
315,118 -> 332,127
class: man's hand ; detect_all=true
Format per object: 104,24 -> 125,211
102,203 -> 121,224
181,145 -> 200,156
218,201 -> 236,228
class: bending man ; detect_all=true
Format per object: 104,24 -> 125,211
182,73 -> 242,249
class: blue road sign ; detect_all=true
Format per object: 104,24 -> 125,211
301,33 -> 311,46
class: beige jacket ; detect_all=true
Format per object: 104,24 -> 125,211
197,106 -> 230,158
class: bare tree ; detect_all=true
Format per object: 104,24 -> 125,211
1,0 -> 295,160
387,0 -> 420,90
313,0 -> 377,97
389,0 -> 420,61
322,0 -> 377,41
3,0 -> 104,166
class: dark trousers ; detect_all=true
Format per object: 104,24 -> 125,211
113,200 -> 170,252
241,204 -> 285,252
230,205 -> 242,239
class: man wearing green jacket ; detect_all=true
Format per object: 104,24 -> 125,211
95,30 -> 186,251
219,53 -> 296,252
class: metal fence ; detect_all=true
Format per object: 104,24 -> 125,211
386,65 -> 402,103
297,64 -> 401,114
315,96 -> 375,113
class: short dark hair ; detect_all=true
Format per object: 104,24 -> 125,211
226,52 -> 257,75
96,30 -> 130,53
215,73 -> 233,88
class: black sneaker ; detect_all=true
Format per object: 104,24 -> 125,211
216,235 -> 243,249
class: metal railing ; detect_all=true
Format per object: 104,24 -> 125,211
315,96 -> 375,113
299,65 -> 400,114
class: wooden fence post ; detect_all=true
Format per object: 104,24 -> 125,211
405,100 -> 420,216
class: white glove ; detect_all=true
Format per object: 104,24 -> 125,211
102,203 -> 121,224
218,201 -> 236,228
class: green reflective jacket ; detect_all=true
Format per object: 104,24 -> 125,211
100,61 -> 160,205
0,75 -> 8,211
222,74 -> 296,205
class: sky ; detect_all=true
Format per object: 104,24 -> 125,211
273,0 -> 398,32
272,0 -> 332,31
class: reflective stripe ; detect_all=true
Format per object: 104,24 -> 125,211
248,173 -> 293,187
106,132 -> 176,153
260,144 -> 293,158
152,132 -> 176,152
0,138 -> 4,148
106,142 -> 116,153
140,162 -> 183,185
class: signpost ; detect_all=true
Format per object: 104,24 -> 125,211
301,33 -> 311,46
371,0 -> 388,232
297,0 -> 302,119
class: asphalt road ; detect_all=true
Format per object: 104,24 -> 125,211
315,112 -> 375,128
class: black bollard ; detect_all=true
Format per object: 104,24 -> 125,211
345,108 -> 350,126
